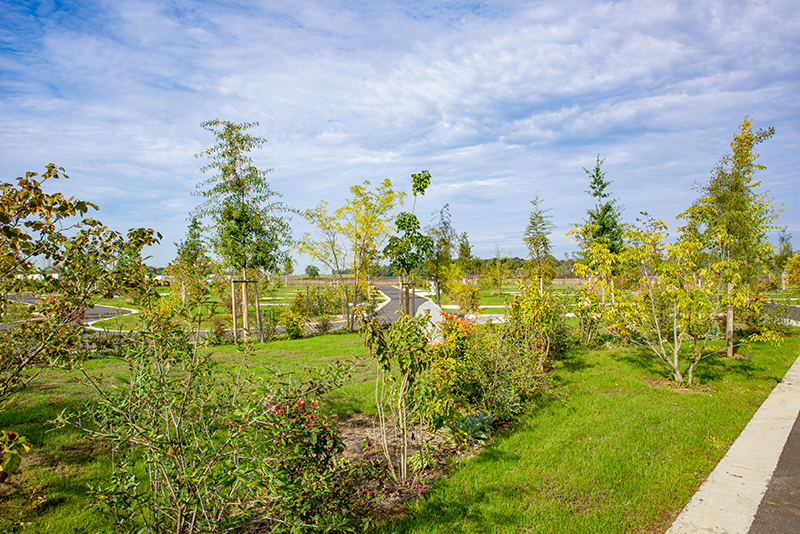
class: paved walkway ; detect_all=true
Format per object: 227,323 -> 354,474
666,352 -> 800,534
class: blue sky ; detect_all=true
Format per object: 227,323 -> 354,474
2,0 -> 798,269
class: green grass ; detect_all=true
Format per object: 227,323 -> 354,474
376,333 -> 800,533
0,334 -> 373,532
3,329 -> 799,533
437,283 -> 580,310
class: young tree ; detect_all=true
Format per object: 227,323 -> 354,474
423,204 -> 457,306
340,179 -> 404,304
582,155 -> 625,256
480,243 -> 511,296
299,180 -> 403,329
774,228 -> 793,273
577,216 -> 726,385
166,217 -> 210,305
456,232 -> 472,274
298,200 -> 349,314
679,116 -> 780,358
786,251 -> 800,290
193,120 -> 291,337
523,193 -> 556,293
384,171 -> 434,315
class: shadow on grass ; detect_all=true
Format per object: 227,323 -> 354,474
550,350 -> 593,391
606,342 -> 784,386
379,449 -> 525,534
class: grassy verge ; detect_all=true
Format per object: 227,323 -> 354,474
377,332 -> 800,533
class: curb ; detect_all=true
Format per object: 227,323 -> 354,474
666,352 -> 800,534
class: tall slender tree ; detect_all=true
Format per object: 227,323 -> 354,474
679,116 -> 780,357
193,120 -> 291,337
524,193 -> 556,292
423,204 -> 457,306
583,155 -> 624,256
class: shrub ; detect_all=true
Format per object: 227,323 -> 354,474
58,294 -> 371,533
419,299 -> 556,425
446,281 -> 481,314
282,310 -> 305,340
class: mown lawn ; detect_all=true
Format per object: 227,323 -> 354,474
377,332 -> 800,533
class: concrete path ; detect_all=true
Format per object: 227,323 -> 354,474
666,352 -> 800,534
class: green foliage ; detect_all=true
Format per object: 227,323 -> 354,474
679,116 -> 780,357
582,155 -> 625,257
165,217 -> 211,306
1,165 -> 159,482
305,264 -> 320,278
299,179 -> 403,330
509,280 -> 571,361
385,212 -> 434,279
0,430 -> 31,483
479,245 -> 511,296
786,251 -> 800,290
578,214 -> 782,385
282,310 -> 305,340
523,193 -> 556,283
424,204 -> 457,306
57,290 -> 370,533
445,279 -> 481,314
362,313 -> 430,485
440,412 -> 494,447
384,172 -> 434,282
774,228 -> 792,272
193,120 -> 292,340
420,306 -> 555,426
574,285 -> 602,346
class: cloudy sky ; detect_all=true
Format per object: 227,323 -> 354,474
2,0 -> 798,269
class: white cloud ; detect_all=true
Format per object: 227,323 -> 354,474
1,0 -> 798,266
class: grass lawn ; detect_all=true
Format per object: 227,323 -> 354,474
2,329 -> 799,532
377,332 -> 800,533
438,283 -> 580,309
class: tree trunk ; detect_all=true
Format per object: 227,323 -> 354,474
726,281 -> 734,358
241,268 -> 249,340
342,283 -> 351,331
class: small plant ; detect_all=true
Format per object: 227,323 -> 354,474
446,281 -> 481,314
282,310 -> 305,340
206,315 -> 231,345
442,412 -> 494,446
260,305 -> 281,342
408,443 -> 437,472
312,314 -> 334,335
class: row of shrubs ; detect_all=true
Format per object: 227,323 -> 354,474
31,279 -> 571,533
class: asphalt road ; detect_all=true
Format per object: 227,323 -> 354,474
748,409 -> 800,533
